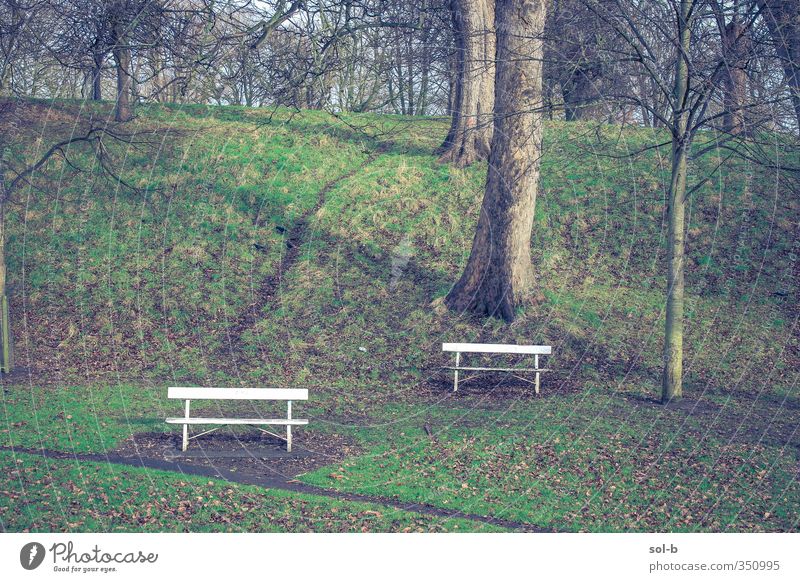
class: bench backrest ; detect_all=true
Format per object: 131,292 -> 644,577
168,387 -> 308,401
442,343 -> 551,355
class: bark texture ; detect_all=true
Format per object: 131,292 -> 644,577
721,19 -> 749,134
0,203 -> 6,307
562,63 -> 605,121
92,50 -> 104,101
110,2 -> 134,122
113,43 -> 132,121
445,0 -> 546,321
438,0 -> 495,167
662,0 -> 693,403
0,204 -> 10,372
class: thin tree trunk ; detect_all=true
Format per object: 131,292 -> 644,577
387,73 -> 399,114
405,35 -> 415,115
0,65 -> 10,97
543,80 -> 554,120
446,50 -> 456,117
0,199 -> 12,373
445,0 -> 546,321
0,205 -> 5,302
662,0 -> 693,403
638,73 -> 652,127
395,43 -> 407,114
419,14 -> 432,116
438,0 -> 495,167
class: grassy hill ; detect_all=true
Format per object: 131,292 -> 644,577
1,99 -> 798,532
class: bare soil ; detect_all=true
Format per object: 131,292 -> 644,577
112,429 -> 361,481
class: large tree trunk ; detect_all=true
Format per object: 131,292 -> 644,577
562,64 -> 605,121
721,20 -> 749,134
445,0 -> 546,321
92,51 -> 104,101
438,0 -> 495,167
113,43 -> 132,122
663,136 -> 688,403
759,0 -> 800,132
662,0 -> 693,403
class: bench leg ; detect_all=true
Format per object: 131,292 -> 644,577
286,400 -> 292,453
182,400 -> 191,452
454,352 -> 460,392
535,355 -> 540,395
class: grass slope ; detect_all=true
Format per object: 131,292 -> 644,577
1,98 -> 798,532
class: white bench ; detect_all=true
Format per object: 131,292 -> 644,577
442,343 -> 552,393
166,387 -> 308,452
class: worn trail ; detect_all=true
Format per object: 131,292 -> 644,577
2,445 -> 546,532
229,149 -> 382,355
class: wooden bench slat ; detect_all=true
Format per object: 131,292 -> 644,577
168,387 -> 308,401
166,418 -> 308,425
441,343 -> 551,355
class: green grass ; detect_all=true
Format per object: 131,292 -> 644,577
3,379 -> 798,531
2,384 -> 167,452
0,452 -> 502,532
0,382 -> 339,453
1,99 -> 798,532
6,101 -> 796,394
299,398 -> 800,532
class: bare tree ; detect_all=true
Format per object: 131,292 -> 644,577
758,0 -> 800,131
578,0 -> 787,402
0,1 -> 45,96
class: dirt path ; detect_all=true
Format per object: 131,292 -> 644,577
256,152 -> 380,304
2,445 -> 546,532
231,149 -> 384,354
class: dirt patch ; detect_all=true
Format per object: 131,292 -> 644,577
615,393 -> 800,450
0,98 -> 82,129
622,395 -> 722,415
113,430 -> 361,481
420,371 -> 583,406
